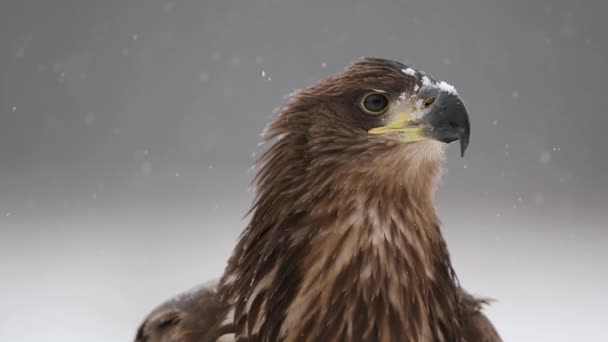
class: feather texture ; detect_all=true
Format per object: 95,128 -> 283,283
135,58 -> 501,342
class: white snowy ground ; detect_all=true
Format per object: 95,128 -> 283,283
1,206 -> 606,342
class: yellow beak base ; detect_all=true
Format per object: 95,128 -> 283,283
368,112 -> 427,143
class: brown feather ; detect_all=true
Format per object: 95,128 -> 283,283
134,57 -> 502,342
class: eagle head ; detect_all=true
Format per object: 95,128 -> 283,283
265,57 -> 469,169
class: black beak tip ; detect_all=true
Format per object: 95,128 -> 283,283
460,134 -> 469,157
460,116 -> 470,158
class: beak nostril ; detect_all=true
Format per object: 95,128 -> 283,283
423,96 -> 436,108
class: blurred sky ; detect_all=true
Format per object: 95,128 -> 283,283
0,0 -> 606,341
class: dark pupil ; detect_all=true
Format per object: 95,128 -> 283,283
365,94 -> 387,112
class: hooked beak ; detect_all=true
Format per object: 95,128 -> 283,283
422,91 -> 470,157
368,90 -> 471,157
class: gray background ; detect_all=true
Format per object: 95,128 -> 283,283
1,0 -> 606,341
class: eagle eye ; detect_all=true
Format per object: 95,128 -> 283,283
423,96 -> 436,108
360,92 -> 389,115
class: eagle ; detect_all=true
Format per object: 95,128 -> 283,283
135,58 -> 502,342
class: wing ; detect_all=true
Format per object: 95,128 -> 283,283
134,280 -> 235,342
461,291 -> 502,342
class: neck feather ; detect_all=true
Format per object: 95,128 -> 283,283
221,134 -> 463,341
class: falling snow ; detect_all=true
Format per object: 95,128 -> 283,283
163,2 -> 175,12
84,112 -> 96,126
141,162 -> 152,176
540,151 -> 552,164
211,51 -> 222,62
0,4 -> 605,342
